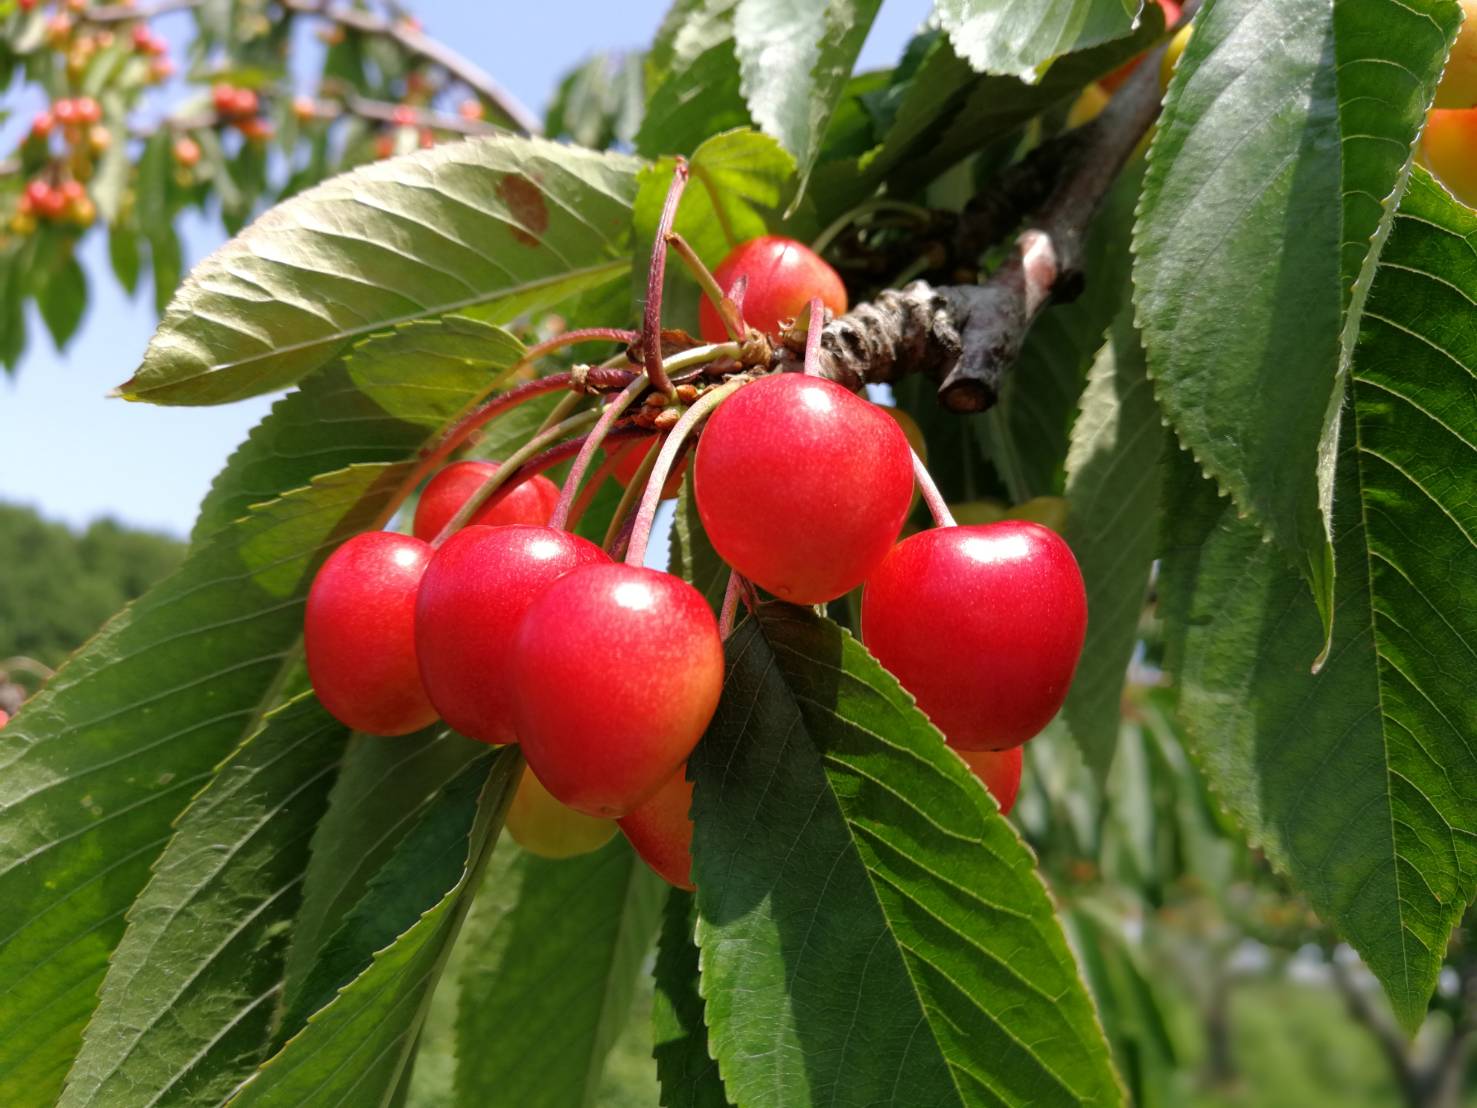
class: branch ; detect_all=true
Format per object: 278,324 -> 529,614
280,0 -> 541,135
1329,956 -> 1425,1106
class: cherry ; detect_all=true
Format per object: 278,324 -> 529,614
411,460 -> 560,542
694,373 -> 914,603
1437,0 -> 1477,108
0,709 -> 9,729
174,136 -> 201,168
1424,109 -> 1477,207
1100,0 -> 1182,92
512,563 -> 724,818
415,524 -> 607,744
603,437 -> 686,500
618,767 -> 695,890
506,765 -> 616,859
697,235 -> 847,343
959,746 -> 1023,816
305,531 -> 438,736
861,521 -> 1086,751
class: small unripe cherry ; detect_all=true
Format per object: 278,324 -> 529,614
1423,108 -> 1477,207
390,104 -> 417,127
53,99 -> 78,126
697,235 -> 847,343
1067,82 -> 1110,128
148,56 -> 175,83
238,116 -> 272,143
506,765 -> 616,859
173,136 -> 201,168
292,95 -> 317,122
0,709 -> 9,729
74,97 -> 100,125
411,460 -> 561,542
513,564 -> 724,818
304,531 -> 438,736
618,767 -> 695,890
603,437 -> 686,500
415,524 -> 608,744
1436,0 -> 1477,109
458,98 -> 484,121
34,183 -> 67,221
30,111 -> 54,139
959,746 -> 1023,816
694,373 -> 914,603
862,521 -> 1087,751
374,133 -> 395,159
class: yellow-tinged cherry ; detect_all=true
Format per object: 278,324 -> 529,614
506,766 -> 616,859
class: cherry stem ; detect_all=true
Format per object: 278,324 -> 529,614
912,447 -> 956,528
430,410 -> 598,546
548,375 -> 649,530
602,437 -> 663,555
667,230 -> 744,342
642,158 -> 689,398
564,439 -> 638,531
624,375 -> 754,567
534,389 -> 587,435
718,570 -> 744,639
802,297 -> 825,376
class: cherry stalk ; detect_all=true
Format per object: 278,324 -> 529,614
642,157 -> 689,398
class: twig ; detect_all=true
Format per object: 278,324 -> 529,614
642,159 -> 689,398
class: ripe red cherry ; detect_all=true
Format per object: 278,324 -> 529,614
618,767 -> 695,890
694,373 -> 914,603
411,460 -> 560,542
959,746 -> 1023,816
603,437 -> 687,500
697,235 -> 847,343
415,524 -> 608,744
305,531 -> 438,736
512,564 -> 724,818
0,709 -> 9,729
862,521 -> 1087,751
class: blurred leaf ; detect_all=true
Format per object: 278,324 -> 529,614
91,130 -> 131,225
148,226 -> 182,316
453,836 -> 665,1107
547,51 -> 646,149
652,890 -> 731,1108
1061,312 -> 1162,777
668,481 -> 729,614
934,0 -> 1140,80
59,694 -> 349,1108
229,751 -> 519,1106
37,252 -> 86,349
121,138 -> 641,406
1134,0 -> 1458,639
1158,162 -> 1477,1035
107,224 -> 140,295
691,605 -> 1122,1106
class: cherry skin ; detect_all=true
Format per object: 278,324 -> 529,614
0,709 -> 8,729
415,524 -> 608,744
618,767 -> 695,890
411,460 -> 560,542
861,521 -> 1087,751
959,746 -> 1023,817
512,563 -> 724,818
694,373 -> 914,604
1423,109 -> 1477,208
305,531 -> 438,736
603,437 -> 687,500
697,235 -> 847,343
505,765 -> 616,859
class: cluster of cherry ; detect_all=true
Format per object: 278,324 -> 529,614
304,236 -> 1087,891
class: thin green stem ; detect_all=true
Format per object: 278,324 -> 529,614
668,231 -> 744,341
642,158 -> 689,397
913,447 -> 956,528
549,375 -> 649,530
602,438 -> 663,555
811,198 -> 934,256
801,296 -> 825,376
534,389 -> 587,435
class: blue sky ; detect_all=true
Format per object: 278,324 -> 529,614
0,0 -> 929,539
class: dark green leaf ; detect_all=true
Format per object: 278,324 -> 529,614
935,0 -> 1140,80
1157,164 -> 1477,1033
228,751 -> 520,1106
668,481 -> 729,614
37,252 -> 87,349
453,836 -> 665,1107
121,138 -> 641,406
59,694 -> 349,1108
1061,314 -> 1163,777
692,605 -> 1122,1106
108,224 -> 140,296
652,890 -> 731,1108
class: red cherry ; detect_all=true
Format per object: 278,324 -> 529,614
694,373 -> 913,603
513,564 -> 724,818
304,531 -> 438,736
34,185 -> 66,221
74,97 -> 100,125
603,437 -> 687,500
619,767 -> 695,890
862,521 -> 1087,751
697,235 -> 847,342
391,104 -> 417,127
53,99 -> 78,126
30,111 -> 54,138
0,709 -> 9,729
959,746 -> 1023,816
211,84 -> 237,114
415,524 -> 608,745
1100,0 -> 1182,91
411,460 -> 560,542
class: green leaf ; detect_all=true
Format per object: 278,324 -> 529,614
980,162 -> 1141,501
1061,314 -> 1163,777
58,694 -> 350,1108
668,481 -> 729,614
546,51 -> 646,150
228,751 -> 520,1106
639,0 -> 752,159
452,836 -> 665,1108
1157,163 -> 1477,1033
37,252 -> 87,350
120,137 -> 641,406
691,605 -> 1122,1106
191,317 -> 525,544
1134,0 -> 1458,641
277,731 -> 489,1041
0,325 -> 499,1103
651,890 -> 731,1108
934,0 -> 1140,81
108,224 -> 140,296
